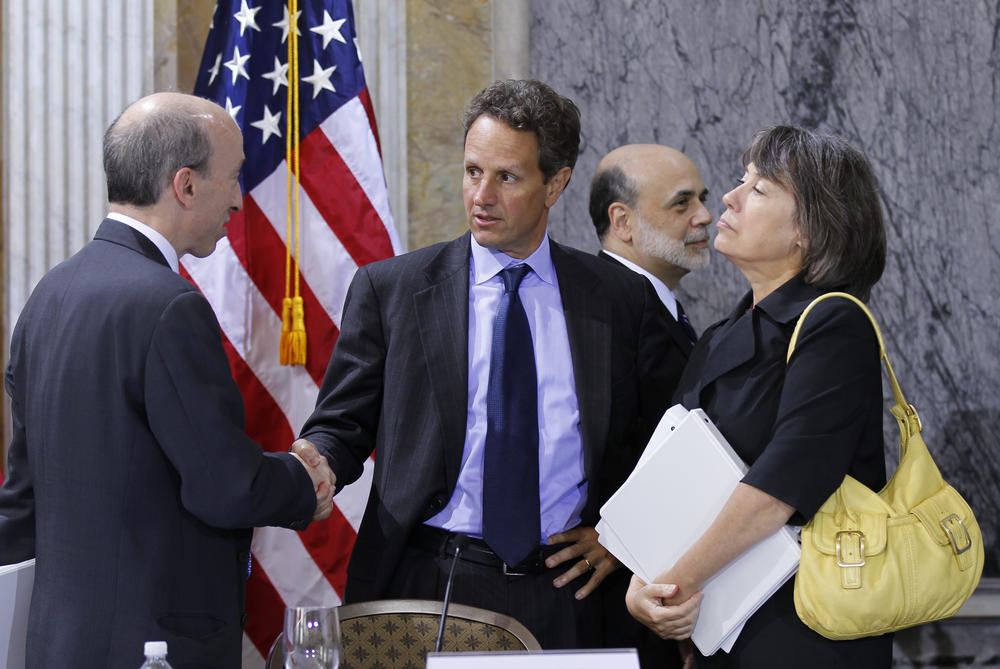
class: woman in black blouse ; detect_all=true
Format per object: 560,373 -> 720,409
626,126 -> 892,668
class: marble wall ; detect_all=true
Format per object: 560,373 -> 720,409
406,0 -> 492,249
532,0 -> 1000,578
153,0 -> 217,94
402,0 -> 531,250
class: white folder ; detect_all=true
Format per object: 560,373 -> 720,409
0,558 -> 35,669
427,649 -> 639,668
598,405 -> 800,656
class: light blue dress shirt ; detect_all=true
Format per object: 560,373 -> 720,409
426,235 -> 586,543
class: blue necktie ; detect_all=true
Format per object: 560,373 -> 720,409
676,299 -> 698,345
482,264 -> 540,567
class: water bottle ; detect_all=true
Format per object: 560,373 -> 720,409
139,641 -> 174,668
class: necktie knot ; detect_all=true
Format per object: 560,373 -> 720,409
501,264 -> 531,294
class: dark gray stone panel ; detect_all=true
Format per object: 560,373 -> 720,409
531,0 -> 1000,579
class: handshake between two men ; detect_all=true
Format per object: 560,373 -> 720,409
291,438 -> 338,522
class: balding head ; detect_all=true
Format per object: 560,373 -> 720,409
589,144 -> 698,238
104,92 -> 245,259
114,91 -> 226,127
589,144 -> 712,288
104,92 -> 236,206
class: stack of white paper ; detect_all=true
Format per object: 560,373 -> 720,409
0,558 -> 35,669
597,405 -> 800,655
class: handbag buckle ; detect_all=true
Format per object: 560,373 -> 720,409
940,514 -> 972,555
835,530 -> 866,568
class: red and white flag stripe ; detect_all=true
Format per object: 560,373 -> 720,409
182,86 -> 399,666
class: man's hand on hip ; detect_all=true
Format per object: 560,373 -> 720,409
545,525 -> 620,600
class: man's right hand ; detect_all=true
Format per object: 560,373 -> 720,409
290,438 -> 336,520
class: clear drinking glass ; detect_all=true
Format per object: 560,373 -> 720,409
283,606 -> 341,669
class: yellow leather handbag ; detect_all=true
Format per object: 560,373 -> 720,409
788,292 -> 983,640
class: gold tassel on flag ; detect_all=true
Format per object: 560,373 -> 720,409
280,0 -> 307,366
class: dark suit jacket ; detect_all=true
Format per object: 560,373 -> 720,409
0,219 -> 316,669
673,273 -> 891,667
301,233 -> 684,602
596,249 -> 689,668
598,250 -> 695,358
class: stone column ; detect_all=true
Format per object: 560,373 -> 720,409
355,0 -> 409,249
2,1 -> 156,457
3,0 -> 154,344
397,0 -> 530,250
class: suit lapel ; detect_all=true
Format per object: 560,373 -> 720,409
554,241 -> 610,482
690,311 -> 755,397
679,293 -> 755,407
413,235 -> 472,486
664,313 -> 695,359
680,273 -> 823,408
94,218 -> 171,268
598,250 -> 693,358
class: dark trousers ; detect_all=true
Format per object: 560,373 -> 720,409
386,534 -> 602,649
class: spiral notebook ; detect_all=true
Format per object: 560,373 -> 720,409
597,405 -> 800,655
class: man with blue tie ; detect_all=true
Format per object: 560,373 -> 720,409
589,144 -> 714,357
293,80 -> 689,648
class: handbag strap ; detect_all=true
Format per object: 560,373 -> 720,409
786,292 -> 922,441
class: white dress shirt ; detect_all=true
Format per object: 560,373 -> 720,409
106,212 -> 180,274
602,249 -> 678,319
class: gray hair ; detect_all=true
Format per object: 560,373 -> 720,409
103,103 -> 213,206
744,125 -> 886,300
588,165 -> 637,240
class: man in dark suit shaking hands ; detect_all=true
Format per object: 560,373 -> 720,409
293,80 -> 685,648
0,92 -> 334,669
589,144 -> 713,357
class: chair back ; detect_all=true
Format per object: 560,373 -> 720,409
267,598 -> 540,668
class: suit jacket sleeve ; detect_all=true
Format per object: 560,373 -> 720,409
299,265 -> 384,490
0,361 -> 36,563
742,300 -> 882,519
144,291 -> 316,529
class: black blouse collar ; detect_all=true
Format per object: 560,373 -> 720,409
735,271 -> 827,325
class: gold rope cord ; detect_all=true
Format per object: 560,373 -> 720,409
280,0 -> 307,365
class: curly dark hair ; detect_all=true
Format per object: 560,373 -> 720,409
463,79 -> 581,182
744,126 -> 886,300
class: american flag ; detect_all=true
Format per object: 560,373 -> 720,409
189,1 -> 401,665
